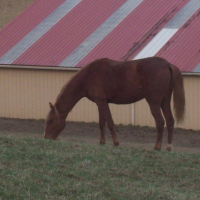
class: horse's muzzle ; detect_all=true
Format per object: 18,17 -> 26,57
44,132 -> 57,140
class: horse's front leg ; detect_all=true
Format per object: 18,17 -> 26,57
96,100 -> 119,146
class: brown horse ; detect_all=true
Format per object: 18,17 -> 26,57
44,57 -> 185,151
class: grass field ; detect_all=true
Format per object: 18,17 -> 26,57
0,136 -> 200,200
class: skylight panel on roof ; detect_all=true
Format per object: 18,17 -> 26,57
134,28 -> 178,60
133,0 -> 200,60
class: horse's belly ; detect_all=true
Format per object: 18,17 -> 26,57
109,92 -> 144,104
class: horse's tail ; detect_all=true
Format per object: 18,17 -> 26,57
170,64 -> 186,123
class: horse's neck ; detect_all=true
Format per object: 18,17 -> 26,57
55,79 -> 84,117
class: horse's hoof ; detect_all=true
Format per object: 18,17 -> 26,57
100,141 -> 106,145
166,144 -> 173,151
114,142 -> 119,146
154,143 -> 162,151
154,146 -> 161,151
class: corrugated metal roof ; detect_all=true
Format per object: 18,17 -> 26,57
133,0 -> 200,60
157,7 -> 200,72
60,0 -> 143,67
79,0 -> 189,65
14,0 -> 128,66
0,0 -> 200,72
0,0 -> 66,58
0,0 -> 81,64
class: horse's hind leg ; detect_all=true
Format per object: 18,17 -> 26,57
96,100 -> 119,146
98,106 -> 106,144
148,103 -> 165,150
161,98 -> 175,151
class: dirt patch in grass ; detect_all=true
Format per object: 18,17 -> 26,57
0,118 -> 199,154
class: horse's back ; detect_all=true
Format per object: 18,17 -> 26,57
86,57 -> 171,86
84,57 -> 173,104
136,57 -> 170,75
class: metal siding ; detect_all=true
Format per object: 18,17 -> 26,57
134,76 -> 200,130
0,67 -> 132,124
177,76 -> 200,130
13,0 -> 127,66
134,99 -> 154,127
1,68 -> 58,118
0,0 -> 66,58
67,98 -> 98,123
0,67 -> 199,129
77,0 -> 190,67
110,104 -> 132,125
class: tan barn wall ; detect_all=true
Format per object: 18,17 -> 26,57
134,74 -> 200,130
0,66 -> 199,130
0,66 -> 133,125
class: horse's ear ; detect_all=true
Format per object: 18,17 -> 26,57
49,102 -> 54,110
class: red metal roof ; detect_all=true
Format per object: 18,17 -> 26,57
78,0 -> 189,66
0,0 -> 200,72
0,0 -> 66,58
14,0 -> 127,66
156,9 -> 200,72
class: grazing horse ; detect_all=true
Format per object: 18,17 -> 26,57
44,57 -> 185,151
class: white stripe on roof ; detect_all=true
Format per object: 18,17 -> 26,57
0,0 -> 82,64
193,63 -> 200,72
133,0 -> 200,60
134,28 -> 178,60
166,0 -> 200,29
60,0 -> 143,67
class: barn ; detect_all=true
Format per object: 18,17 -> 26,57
0,0 -> 200,130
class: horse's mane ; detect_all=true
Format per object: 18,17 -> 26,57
55,64 -> 91,103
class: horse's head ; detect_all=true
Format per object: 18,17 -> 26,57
44,102 -> 66,140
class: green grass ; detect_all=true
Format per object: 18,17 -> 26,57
0,136 -> 200,200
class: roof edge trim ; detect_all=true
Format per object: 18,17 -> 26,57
0,65 -> 80,71
0,65 -> 200,76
